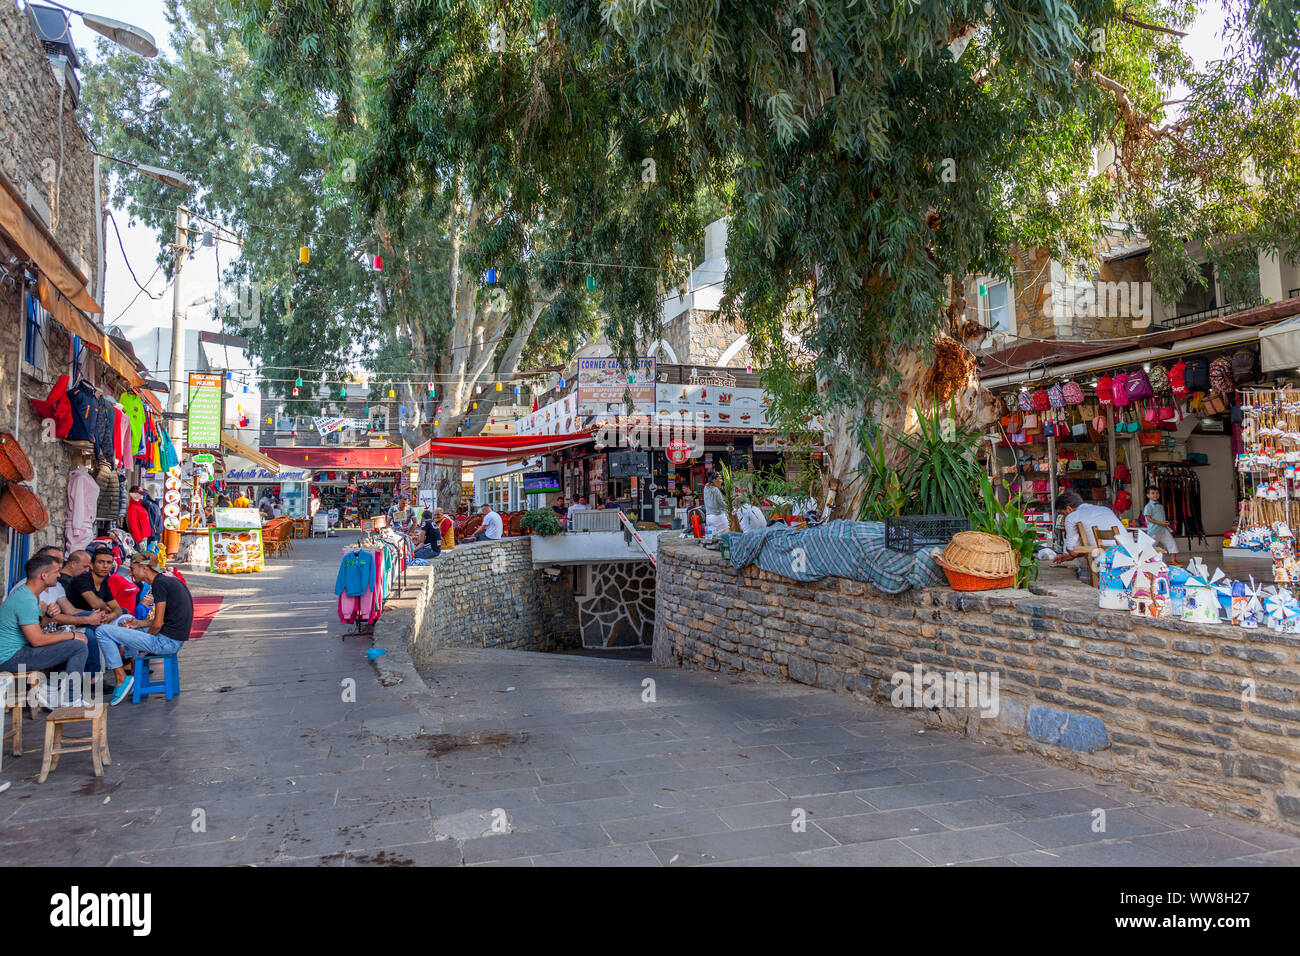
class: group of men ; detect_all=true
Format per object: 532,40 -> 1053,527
0,543 -> 193,708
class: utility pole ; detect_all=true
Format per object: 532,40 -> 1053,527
168,205 -> 191,421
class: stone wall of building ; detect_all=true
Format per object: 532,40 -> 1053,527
654,538 -> 1300,834
661,309 -> 752,368
409,537 -> 579,667
0,3 -> 110,580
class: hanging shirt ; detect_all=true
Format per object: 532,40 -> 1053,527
67,381 -> 100,444
95,396 -> 117,464
335,550 -> 376,597
119,392 -> 146,456
65,466 -> 100,552
126,497 -> 152,544
112,407 -> 127,468
439,515 -> 455,550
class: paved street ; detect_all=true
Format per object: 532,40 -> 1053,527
2,534 -> 1297,866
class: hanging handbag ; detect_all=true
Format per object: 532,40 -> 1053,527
1204,393 -> 1228,415
1138,431 -> 1161,447
1071,422 -> 1088,438
1023,412 -> 1039,431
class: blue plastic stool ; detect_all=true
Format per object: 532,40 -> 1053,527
132,654 -> 180,703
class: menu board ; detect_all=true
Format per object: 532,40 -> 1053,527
208,529 -> 264,573
213,507 -> 262,529
186,373 -> 224,451
577,357 -> 656,417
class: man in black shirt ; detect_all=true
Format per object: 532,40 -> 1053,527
551,497 -> 567,520
92,554 -> 194,706
413,510 -> 441,559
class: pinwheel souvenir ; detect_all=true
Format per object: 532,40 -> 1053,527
1183,558 -> 1227,624
1111,530 -> 1169,618
1240,577 -> 1266,629
1096,544 -> 1130,610
1264,589 -> 1300,633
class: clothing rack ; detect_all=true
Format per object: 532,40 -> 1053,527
1148,462 -> 1208,548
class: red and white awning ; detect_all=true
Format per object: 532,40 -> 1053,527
401,432 -> 593,467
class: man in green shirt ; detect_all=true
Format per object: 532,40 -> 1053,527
0,555 -> 90,708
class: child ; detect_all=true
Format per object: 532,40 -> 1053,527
1144,486 -> 1180,563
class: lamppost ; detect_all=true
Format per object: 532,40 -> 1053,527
36,2 -> 160,57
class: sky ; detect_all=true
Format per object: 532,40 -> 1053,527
66,0 -> 1233,379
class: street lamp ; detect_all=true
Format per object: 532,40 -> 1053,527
92,152 -> 191,190
40,2 -> 159,57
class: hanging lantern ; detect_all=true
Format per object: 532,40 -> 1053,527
495,382 -> 502,392
586,274 -> 595,290
513,386 -> 520,396
365,406 -> 370,415
434,419 -> 439,426
388,388 -> 395,398
266,416 -> 272,425
226,371 -> 232,381
243,384 -> 248,393
746,363 -> 753,373
472,402 -> 478,410
295,376 -> 303,388
299,246 -> 310,263
437,405 -> 443,413
373,254 -> 383,271
201,230 -> 214,247
339,386 -> 347,398
400,406 -> 407,415
292,387 -> 299,397
486,268 -> 497,284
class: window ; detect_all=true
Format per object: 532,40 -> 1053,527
1175,262 -> 1216,316
23,292 -> 48,369
978,279 -> 1013,334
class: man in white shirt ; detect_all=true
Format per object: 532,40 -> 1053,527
472,505 -> 504,541
1052,491 -> 1125,576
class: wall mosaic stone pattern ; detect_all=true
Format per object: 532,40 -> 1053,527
654,538 -> 1300,834
409,537 -> 578,667
576,561 -> 655,648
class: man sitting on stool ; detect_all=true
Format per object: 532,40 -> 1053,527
0,555 -> 90,708
93,554 -> 193,706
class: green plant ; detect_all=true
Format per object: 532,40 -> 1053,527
854,401 -> 985,520
716,463 -> 746,532
521,508 -> 562,536
969,475 -> 1040,589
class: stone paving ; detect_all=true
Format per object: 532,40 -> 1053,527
1,533 -> 1297,867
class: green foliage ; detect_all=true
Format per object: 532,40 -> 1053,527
969,475 -> 1041,589
521,507 -> 562,536
855,403 -> 985,519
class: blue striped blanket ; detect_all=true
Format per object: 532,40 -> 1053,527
725,520 -> 946,593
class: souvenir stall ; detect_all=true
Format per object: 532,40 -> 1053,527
1227,386 -> 1300,562
1095,528 -> 1291,632
993,346 -> 1257,550
261,446 -> 405,529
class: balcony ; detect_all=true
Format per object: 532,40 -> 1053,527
1167,299 -> 1264,329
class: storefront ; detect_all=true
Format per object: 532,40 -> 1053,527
261,445 -> 404,527
983,330 -> 1270,553
221,457 -> 312,518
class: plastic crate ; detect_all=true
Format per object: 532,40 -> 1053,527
885,514 -> 970,553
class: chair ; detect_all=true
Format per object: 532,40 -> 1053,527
1085,525 -> 1121,587
461,514 -> 483,541
507,512 -> 524,536
38,706 -> 110,783
1,670 -> 43,758
132,653 -> 180,703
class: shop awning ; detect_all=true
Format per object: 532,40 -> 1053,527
221,432 -> 281,475
0,169 -> 101,315
1260,314 -> 1300,373
262,446 -> 404,470
403,432 -> 593,466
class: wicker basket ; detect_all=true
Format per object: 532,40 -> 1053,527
0,433 -> 34,483
0,483 -> 49,534
935,531 -> 1017,591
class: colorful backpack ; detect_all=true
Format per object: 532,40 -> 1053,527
1184,357 -> 1211,392
1031,388 -> 1050,412
1048,383 -> 1066,409
1147,364 -> 1170,394
1062,380 -> 1085,405
1210,356 -> 1234,394
1126,368 -> 1155,401
1096,375 -> 1114,406
1111,373 -> 1131,407
1169,360 -> 1188,397
1018,390 -> 1035,412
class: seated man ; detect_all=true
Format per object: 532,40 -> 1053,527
551,496 -> 567,520
93,554 -> 194,706
68,547 -> 130,674
0,554 -> 90,708
5,544 -> 64,599
413,509 -> 442,559
472,504 -> 503,541
1051,490 -> 1125,579
436,507 -> 455,551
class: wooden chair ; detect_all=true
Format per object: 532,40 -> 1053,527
38,706 -> 110,783
1,670 -> 44,758
461,514 -> 483,541
1084,525 -> 1121,587
507,512 -> 524,536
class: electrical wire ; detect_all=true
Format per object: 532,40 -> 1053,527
106,210 -> 169,297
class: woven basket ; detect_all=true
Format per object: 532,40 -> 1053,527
936,531 -> 1017,591
0,432 -> 34,483
0,483 -> 49,534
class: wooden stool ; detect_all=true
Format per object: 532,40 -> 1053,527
1,670 -> 44,757
38,706 -> 110,783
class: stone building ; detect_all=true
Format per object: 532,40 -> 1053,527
0,2 -> 157,586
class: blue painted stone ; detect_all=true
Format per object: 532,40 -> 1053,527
1026,706 -> 1109,753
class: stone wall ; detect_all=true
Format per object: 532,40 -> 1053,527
409,537 -> 579,667
662,309 -> 752,368
654,538 -> 1300,834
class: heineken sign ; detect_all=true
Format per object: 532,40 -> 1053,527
187,373 -> 223,451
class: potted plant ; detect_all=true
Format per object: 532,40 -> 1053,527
521,508 -> 562,536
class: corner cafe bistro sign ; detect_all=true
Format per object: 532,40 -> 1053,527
221,456 -> 311,482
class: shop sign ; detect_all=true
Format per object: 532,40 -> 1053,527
666,439 -> 692,464
192,454 -> 215,465
577,357 -> 656,417
186,373 -> 223,451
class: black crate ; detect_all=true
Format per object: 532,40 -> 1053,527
885,514 -> 969,553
